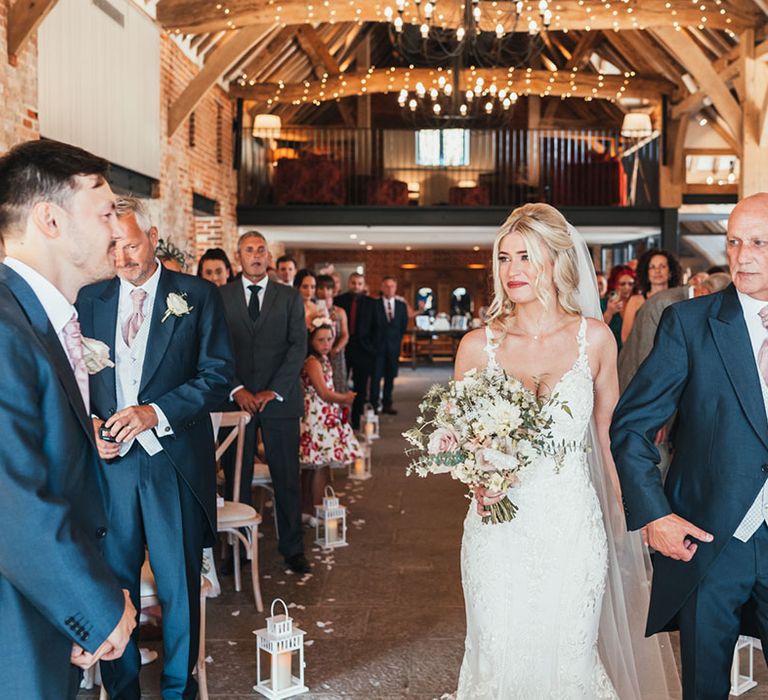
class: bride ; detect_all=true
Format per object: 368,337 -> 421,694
452,203 -> 679,699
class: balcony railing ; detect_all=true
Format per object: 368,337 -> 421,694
238,126 -> 659,210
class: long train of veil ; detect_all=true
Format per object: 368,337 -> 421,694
568,223 -> 682,699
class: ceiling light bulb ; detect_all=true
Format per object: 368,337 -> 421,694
456,26 -> 465,40
433,103 -> 442,114
539,0 -> 548,12
396,0 -> 405,8
528,19 -> 538,33
476,77 -> 484,88
485,102 -> 493,113
384,6 -> 393,19
728,172 -> 736,183
706,175 -> 714,185
409,99 -> 417,111
543,9 -> 552,24
438,76 -> 446,87
424,2 -> 433,17
503,98 -> 511,109
394,16 -> 404,31
489,83 -> 497,94
430,88 -> 438,99
460,104 -> 468,115
466,89 -> 474,101
510,91 -> 519,102
496,23 -> 505,38
416,81 -> 426,96
699,117 -> 708,126
473,5 -> 481,19
420,22 -> 430,38
444,83 -> 453,95
516,0 -> 524,13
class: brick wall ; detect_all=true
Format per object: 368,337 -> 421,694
0,0 -> 40,153
194,215 -> 224,261
301,247 -> 493,314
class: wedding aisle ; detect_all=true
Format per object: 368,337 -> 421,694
79,365 -> 470,699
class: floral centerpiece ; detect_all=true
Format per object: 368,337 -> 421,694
403,367 -> 576,524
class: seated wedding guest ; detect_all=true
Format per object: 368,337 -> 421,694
299,319 -> 360,523
219,231 -> 310,574
77,196 -> 234,699
295,268 -> 320,330
315,273 -> 350,393
621,248 -> 682,344
602,264 -> 636,350
371,276 -> 409,414
335,271 -> 378,428
197,247 -> 234,287
277,254 -> 298,286
0,139 -> 135,698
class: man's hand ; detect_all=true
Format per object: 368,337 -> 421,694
253,390 -> 277,412
92,417 -> 121,460
69,589 -> 136,668
234,387 -> 260,414
644,513 -> 713,561
104,406 -> 158,444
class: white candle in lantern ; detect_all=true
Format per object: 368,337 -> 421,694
354,457 -> 365,476
364,422 -> 374,437
327,518 -> 339,543
271,651 -> 292,691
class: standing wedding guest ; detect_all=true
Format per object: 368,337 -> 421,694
596,269 -> 608,300
294,268 -> 320,330
299,319 -> 359,522
220,231 -> 310,574
77,196 -> 234,699
621,248 -> 682,343
611,194 -> 768,700
371,276 -> 408,414
335,271 -> 378,429
315,273 -> 350,392
602,264 -> 635,350
276,254 -> 298,286
197,247 -> 234,287
0,140 -> 135,699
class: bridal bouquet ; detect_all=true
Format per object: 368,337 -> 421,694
403,367 -> 575,525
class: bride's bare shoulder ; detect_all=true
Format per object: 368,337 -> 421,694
455,328 -> 490,378
584,317 -> 618,362
458,327 -> 489,351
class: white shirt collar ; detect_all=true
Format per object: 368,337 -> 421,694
119,259 -> 162,301
3,257 -> 76,336
241,274 -> 268,295
737,290 -> 768,323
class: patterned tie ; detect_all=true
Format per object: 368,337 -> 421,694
248,284 -> 261,321
386,299 -> 393,323
122,288 -> 147,347
62,315 -> 90,413
758,305 -> 768,384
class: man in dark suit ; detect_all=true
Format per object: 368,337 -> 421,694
611,193 -> 768,699
219,231 -> 310,574
0,140 -> 135,699
77,196 -> 234,699
371,276 -> 408,414
335,271 -> 378,428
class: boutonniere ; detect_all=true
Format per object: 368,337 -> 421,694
81,337 -> 114,375
161,292 -> 193,323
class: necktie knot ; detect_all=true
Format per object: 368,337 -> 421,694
759,305 -> 768,329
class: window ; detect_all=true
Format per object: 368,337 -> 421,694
188,111 -> 196,148
416,129 -> 470,166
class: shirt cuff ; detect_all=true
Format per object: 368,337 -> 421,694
273,392 -> 284,402
229,385 -> 245,402
151,403 -> 173,437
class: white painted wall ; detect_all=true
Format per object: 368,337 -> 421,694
38,0 -> 161,178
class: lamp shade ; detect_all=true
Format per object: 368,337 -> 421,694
621,112 -> 653,138
252,114 -> 282,136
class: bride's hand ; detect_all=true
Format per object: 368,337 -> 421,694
473,486 -> 505,516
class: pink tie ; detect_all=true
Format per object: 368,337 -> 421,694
62,315 -> 90,413
758,306 -> 768,384
122,288 -> 147,347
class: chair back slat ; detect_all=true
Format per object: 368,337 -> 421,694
210,411 -> 251,502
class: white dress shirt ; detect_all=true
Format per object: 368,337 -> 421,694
3,257 -> 78,361
383,297 -> 395,322
733,290 -> 768,541
115,262 -> 172,456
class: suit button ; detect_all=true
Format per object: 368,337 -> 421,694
762,464 -> 768,473
82,631 -> 89,641
96,527 -> 107,539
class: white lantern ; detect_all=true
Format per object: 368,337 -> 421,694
360,403 -> 380,441
315,486 -> 348,549
255,599 -> 308,699
349,444 -> 372,481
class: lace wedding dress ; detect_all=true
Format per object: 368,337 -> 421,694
456,318 -> 618,699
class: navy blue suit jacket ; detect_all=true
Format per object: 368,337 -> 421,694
611,284 -> 768,636
77,267 -> 234,544
374,297 -> 408,355
0,264 -> 124,699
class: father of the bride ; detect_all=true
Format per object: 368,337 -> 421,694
0,140 -> 135,699
612,192 -> 768,699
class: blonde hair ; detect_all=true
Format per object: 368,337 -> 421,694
486,203 -> 581,335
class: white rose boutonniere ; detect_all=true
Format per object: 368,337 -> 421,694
161,292 -> 194,323
81,337 -> 114,375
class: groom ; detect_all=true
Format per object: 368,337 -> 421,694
611,193 -> 768,699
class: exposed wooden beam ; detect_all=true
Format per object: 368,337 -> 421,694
230,65 -> 674,104
157,0 -> 754,35
654,27 -> 743,142
236,25 -> 296,82
542,31 -> 600,122
620,30 -> 686,88
7,0 -> 58,63
168,24 -> 273,137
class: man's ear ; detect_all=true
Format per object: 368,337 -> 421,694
148,226 -> 159,248
234,249 -> 242,266
30,201 -> 62,241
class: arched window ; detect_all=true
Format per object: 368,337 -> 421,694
451,287 -> 472,316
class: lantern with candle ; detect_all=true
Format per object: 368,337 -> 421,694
315,485 -> 347,549
348,443 -> 372,481
255,599 -> 308,699
360,403 -> 380,442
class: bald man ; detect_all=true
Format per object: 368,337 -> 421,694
612,193 -> 768,698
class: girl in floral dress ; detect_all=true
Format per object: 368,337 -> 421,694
300,319 -> 362,522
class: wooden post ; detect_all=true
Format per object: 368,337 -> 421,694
739,29 -> 768,197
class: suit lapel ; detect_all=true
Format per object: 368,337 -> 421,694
253,281 -> 278,333
710,285 -> 768,451
140,267 -> 177,393
0,265 -> 96,448
93,278 -> 120,407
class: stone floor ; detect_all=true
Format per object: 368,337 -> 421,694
79,365 -> 768,699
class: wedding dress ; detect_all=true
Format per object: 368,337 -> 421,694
456,317 -> 618,699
